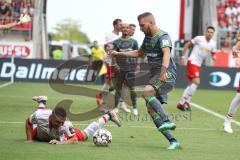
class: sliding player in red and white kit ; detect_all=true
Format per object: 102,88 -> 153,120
223,38 -> 240,133
25,96 -> 121,144
177,26 -> 217,111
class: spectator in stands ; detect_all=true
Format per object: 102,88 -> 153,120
225,2 -> 238,17
237,1 -> 240,13
0,1 -> 11,19
228,14 -> 238,42
218,13 -> 228,25
21,2 -> 34,16
218,20 -> 230,47
227,0 -> 238,6
12,0 -> 21,18
217,1 -> 226,17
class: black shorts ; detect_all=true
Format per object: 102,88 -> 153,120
92,60 -> 103,71
148,71 -> 176,103
113,71 -> 135,90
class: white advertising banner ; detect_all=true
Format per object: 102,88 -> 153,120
0,42 -> 33,58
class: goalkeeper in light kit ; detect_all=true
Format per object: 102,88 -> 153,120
25,96 -> 121,144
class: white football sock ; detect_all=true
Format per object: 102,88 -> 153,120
186,83 -> 198,103
227,93 -> 240,116
83,114 -> 110,138
102,83 -> 110,92
179,86 -> 190,104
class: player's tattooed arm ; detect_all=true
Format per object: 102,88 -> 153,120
160,47 -> 171,82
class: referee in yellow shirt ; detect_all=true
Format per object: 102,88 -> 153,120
89,41 -> 105,83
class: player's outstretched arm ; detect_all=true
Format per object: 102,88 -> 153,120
111,49 -> 143,58
180,40 -> 193,65
25,118 -> 34,143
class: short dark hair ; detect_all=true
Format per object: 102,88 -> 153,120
137,12 -> 153,21
129,24 -> 136,27
52,107 -> 67,118
207,26 -> 215,31
113,18 -> 122,26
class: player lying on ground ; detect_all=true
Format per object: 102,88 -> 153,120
25,96 -> 121,144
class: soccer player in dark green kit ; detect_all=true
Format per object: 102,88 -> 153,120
111,12 -> 181,149
112,23 -> 139,115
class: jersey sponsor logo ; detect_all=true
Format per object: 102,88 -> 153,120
119,48 -> 133,52
146,53 -> 158,57
200,47 -> 211,53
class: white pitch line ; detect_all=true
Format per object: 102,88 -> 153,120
191,102 -> 240,126
0,121 -> 236,131
0,82 -> 13,89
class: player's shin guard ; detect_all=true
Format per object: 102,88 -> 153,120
101,91 -> 108,105
151,112 -> 162,128
161,130 -> 177,143
145,96 -> 169,122
130,88 -> 137,109
150,113 -> 176,142
115,90 -> 121,108
228,93 -> 240,116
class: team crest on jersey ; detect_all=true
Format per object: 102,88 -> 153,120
120,41 -> 132,49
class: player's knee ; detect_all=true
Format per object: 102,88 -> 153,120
142,85 -> 155,98
194,81 -> 200,86
192,78 -> 200,85
147,107 -> 154,115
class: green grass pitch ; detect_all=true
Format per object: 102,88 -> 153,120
0,82 -> 239,160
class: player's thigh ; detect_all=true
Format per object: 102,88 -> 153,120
187,61 -> 201,80
112,75 -> 124,90
148,74 -> 174,95
125,71 -> 136,88
143,85 -> 156,97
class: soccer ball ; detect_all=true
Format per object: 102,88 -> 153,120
93,128 -> 112,146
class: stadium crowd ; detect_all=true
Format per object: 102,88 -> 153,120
217,0 -> 240,48
0,0 -> 34,30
